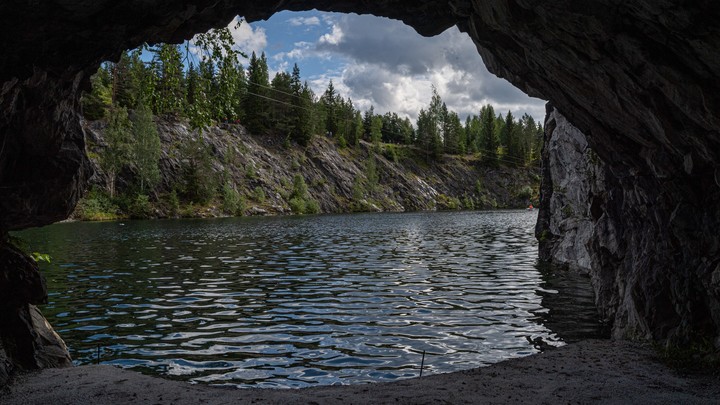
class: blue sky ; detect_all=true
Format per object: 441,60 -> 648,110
212,10 -> 546,124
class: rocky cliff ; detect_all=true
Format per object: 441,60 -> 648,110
1,0 -> 720,381
81,117 -> 539,218
538,106 -> 720,347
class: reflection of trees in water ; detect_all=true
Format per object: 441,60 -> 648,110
533,261 -> 610,343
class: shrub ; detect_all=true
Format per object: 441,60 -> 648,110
222,182 -> 245,216
287,174 -> 319,214
252,186 -> 266,203
166,189 -> 180,217
128,194 -> 153,219
75,187 -> 120,221
517,185 -> 534,200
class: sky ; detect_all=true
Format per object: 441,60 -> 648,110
213,10 -> 546,124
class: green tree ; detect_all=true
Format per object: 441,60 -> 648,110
101,107 -> 132,197
82,65 -> 112,120
291,82 -> 315,146
112,51 -> 140,109
370,116 -> 383,148
443,109 -> 463,154
269,71 -> 294,133
321,80 -> 338,136
480,104 -> 498,165
193,24 -> 247,122
152,44 -> 185,115
363,106 -> 375,140
244,51 -> 270,133
130,104 -> 161,192
185,62 -> 213,131
416,86 -> 443,159
503,110 -> 521,165
348,111 -> 363,147
179,136 -> 217,204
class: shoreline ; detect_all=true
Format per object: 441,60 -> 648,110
3,339 -> 718,404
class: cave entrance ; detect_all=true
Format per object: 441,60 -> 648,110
10,7 -> 596,390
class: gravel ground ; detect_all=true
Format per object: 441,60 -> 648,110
2,339 -> 718,404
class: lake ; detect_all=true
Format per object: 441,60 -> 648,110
18,210 -> 603,388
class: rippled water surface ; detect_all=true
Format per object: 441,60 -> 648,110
19,211 -> 602,387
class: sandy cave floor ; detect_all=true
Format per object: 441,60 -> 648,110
2,339 -> 718,404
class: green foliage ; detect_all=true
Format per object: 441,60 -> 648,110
179,136 -> 217,204
151,43 -> 185,115
166,190 -> 180,217
31,252 -> 52,264
252,186 -> 266,203
475,179 -> 484,196
382,144 -> 399,163
82,66 -> 112,120
480,104 -> 498,165
562,205 -> 575,217
245,163 -> 258,180
370,116 -> 383,148
287,174 -> 319,214
517,185 -> 534,200
130,104 -> 161,192
75,187 -> 120,221
415,86 -> 444,160
101,106 -> 132,197
337,134 -> 347,149
365,154 -> 379,193
244,51 -> 271,133
436,194 -> 461,210
6,235 -> 52,265
462,194 -> 476,210
129,194 -> 153,218
222,182 -> 245,215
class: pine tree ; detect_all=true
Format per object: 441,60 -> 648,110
82,65 -> 112,120
363,106 -> 374,139
321,80 -> 338,136
244,52 -> 270,133
480,104 -> 498,165
370,116 -> 383,148
269,71 -> 293,133
349,111 -> 363,147
291,82 -> 314,146
503,111 -> 521,165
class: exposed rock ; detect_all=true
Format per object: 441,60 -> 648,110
81,117 -> 539,217
538,107 -> 720,345
1,0 -> 719,348
536,106 -> 605,272
0,244 -> 72,386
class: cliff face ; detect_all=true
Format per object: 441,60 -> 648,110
1,0 -> 720,380
538,107 -> 720,346
82,117 -> 539,217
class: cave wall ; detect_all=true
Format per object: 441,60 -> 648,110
0,1 -> 719,374
538,106 -> 720,345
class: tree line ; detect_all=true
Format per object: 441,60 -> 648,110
79,23 -> 543,218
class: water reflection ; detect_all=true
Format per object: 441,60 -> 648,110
18,211 -> 603,388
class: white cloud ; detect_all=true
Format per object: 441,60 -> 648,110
318,24 -> 343,46
298,13 -> 546,124
287,16 -> 321,26
228,17 -> 267,56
